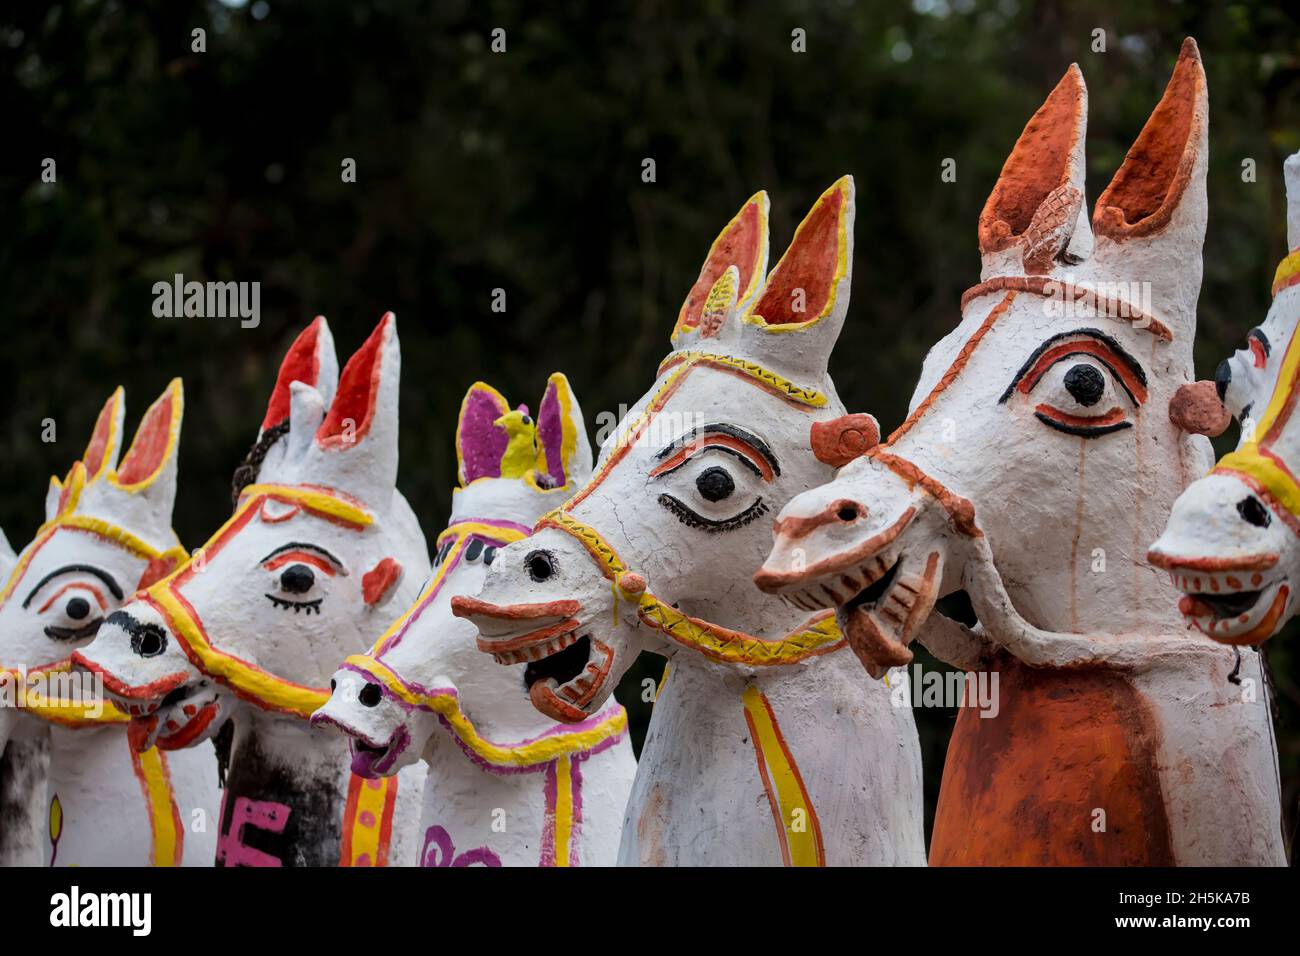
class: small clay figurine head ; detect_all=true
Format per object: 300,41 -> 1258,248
311,374 -> 594,774
0,383 -> 187,697
1148,150 -> 1300,645
455,180 -> 856,722
74,315 -> 430,748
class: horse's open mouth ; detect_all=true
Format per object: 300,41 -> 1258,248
1173,571 -> 1290,646
127,680 -> 226,752
520,634 -> 615,723
348,728 -> 409,778
835,550 -> 944,679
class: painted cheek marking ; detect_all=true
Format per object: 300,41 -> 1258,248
363,558 -> 403,606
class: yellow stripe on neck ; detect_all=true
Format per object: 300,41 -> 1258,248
343,654 -> 626,768
1215,444 -> 1300,518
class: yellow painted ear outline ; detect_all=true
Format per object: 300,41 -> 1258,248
83,387 -> 124,483
526,372 -> 581,493
743,176 -> 852,334
55,462 -> 87,519
456,381 -> 512,487
108,378 -> 183,494
671,191 -> 770,345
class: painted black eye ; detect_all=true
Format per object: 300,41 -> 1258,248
359,683 -> 382,707
696,466 -> 734,502
280,564 -> 315,594
1063,364 -> 1105,407
1214,358 -> 1232,401
1237,496 -> 1271,528
525,550 -> 556,582
132,624 -> 167,658
465,539 -> 484,562
483,546 -> 497,566
65,597 -> 91,620
330,679 -> 337,692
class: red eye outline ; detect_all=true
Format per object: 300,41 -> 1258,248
1001,330 -> 1149,439
262,550 -> 338,576
650,433 -> 776,482
36,581 -> 108,615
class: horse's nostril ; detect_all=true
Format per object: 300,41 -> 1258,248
132,624 -> 167,658
359,683 -> 382,707
1237,496 -> 1271,528
835,502 -> 860,522
525,550 -> 556,582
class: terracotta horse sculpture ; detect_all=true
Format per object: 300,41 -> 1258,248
313,375 -> 636,866
755,41 -> 1285,865
456,178 -> 926,866
0,383 -> 219,865
75,316 -> 429,866
1150,150 -> 1300,650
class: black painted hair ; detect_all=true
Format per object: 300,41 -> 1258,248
231,418 -> 291,506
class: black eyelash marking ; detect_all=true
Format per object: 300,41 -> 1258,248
264,594 -> 323,614
1032,412 -> 1133,439
657,494 -> 768,533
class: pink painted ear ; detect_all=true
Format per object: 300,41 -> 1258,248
115,379 -> 183,489
534,373 -> 592,490
262,317 -> 338,432
456,382 -> 511,485
83,387 -> 125,481
672,193 -> 769,343
746,177 -> 852,330
316,313 -> 393,449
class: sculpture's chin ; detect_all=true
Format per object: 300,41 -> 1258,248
837,549 -> 944,679
348,725 -> 412,778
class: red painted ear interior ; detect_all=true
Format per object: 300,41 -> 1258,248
83,390 -> 120,478
117,384 -> 178,485
1094,38 -> 1201,237
811,414 -> 880,467
263,317 -> 325,431
978,65 -> 1083,254
750,186 -> 843,326
138,554 -> 180,590
317,315 -> 389,447
677,201 -> 763,335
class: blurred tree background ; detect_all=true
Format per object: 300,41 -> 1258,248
2,0 -> 1298,860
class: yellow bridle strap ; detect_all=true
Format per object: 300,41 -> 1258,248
369,521 -> 529,657
341,653 -> 628,768
657,351 -> 829,408
537,510 -> 846,665
1272,248 -> 1300,297
237,483 -> 373,528
151,583 -> 330,718
1215,445 -> 1300,519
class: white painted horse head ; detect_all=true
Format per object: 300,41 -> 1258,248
0,382 -> 187,740
755,41 -> 1211,674
312,373 -> 608,775
75,315 -> 429,751
456,179 -> 865,721
1148,149 -> 1300,645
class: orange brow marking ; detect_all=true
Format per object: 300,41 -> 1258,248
649,434 -> 775,481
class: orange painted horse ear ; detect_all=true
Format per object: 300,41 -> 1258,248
316,312 -> 396,451
978,63 -> 1088,273
82,387 -> 125,482
1094,38 -> 1206,243
745,176 -> 852,331
262,316 -> 338,432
